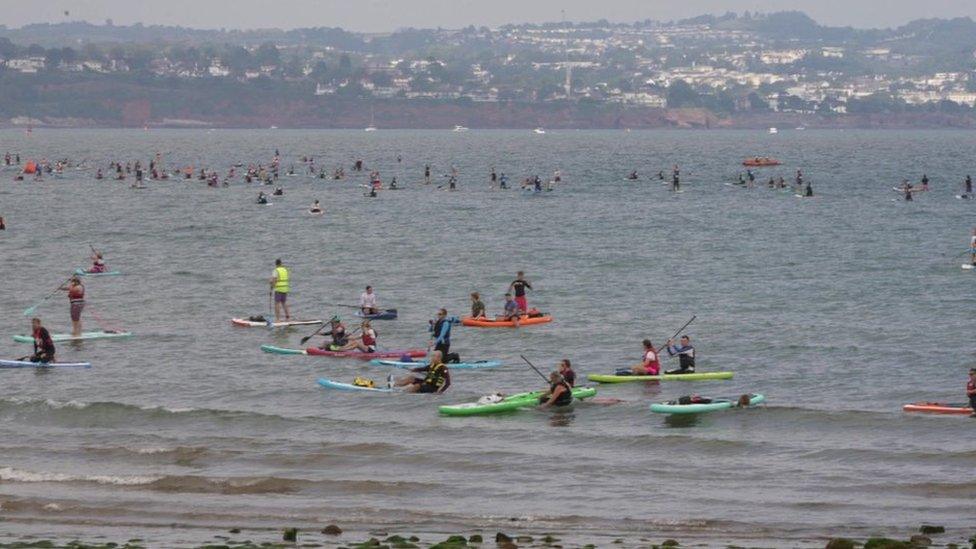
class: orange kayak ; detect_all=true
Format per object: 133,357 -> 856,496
902,402 -> 973,415
461,314 -> 553,328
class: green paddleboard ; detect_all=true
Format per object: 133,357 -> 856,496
439,387 -> 597,416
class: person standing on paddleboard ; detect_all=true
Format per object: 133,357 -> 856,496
963,175 -> 973,198
967,368 -> 976,417
396,350 -> 451,394
60,276 -> 85,337
359,286 -> 378,316
269,259 -> 290,322
429,308 -> 453,359
664,335 -> 696,374
508,271 -> 532,313
29,318 -> 56,363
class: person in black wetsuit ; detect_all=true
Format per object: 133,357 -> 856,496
664,335 -> 696,374
672,165 -> 680,191
963,175 -> 973,198
539,371 -> 573,408
29,318 -> 56,363
805,181 -> 813,197
429,308 -> 453,359
397,350 -> 451,394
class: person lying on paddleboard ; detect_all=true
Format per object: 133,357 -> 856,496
469,292 -> 486,318
29,317 -> 56,363
967,368 -> 976,417
338,320 -> 377,353
558,359 -> 576,387
359,286 -> 378,316
395,350 -> 451,394
665,335 -> 696,374
539,371 -> 573,408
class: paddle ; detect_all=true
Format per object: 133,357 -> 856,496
266,290 -> 274,327
663,315 -> 697,349
23,276 -> 71,317
519,355 -> 551,384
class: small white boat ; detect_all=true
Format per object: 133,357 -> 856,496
453,125 -> 469,132
364,126 -> 377,132
533,127 -> 546,134
768,127 -> 778,134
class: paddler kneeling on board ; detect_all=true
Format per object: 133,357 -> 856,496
539,371 -> 573,408
395,350 -> 451,394
29,318 -> 56,363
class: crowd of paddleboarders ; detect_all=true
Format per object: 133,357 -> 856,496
4,146 -> 974,415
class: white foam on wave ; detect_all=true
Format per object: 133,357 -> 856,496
0,466 -> 160,486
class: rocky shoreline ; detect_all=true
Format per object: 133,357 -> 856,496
0,523 -> 973,549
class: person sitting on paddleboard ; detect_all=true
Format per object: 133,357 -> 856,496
539,371 -> 573,408
429,308 -> 453,359
310,200 -> 322,214
469,292 -> 486,318
627,170 -> 638,180
558,359 -> 576,387
30,318 -> 56,363
359,286 -> 378,316
60,276 -> 85,337
626,339 -> 660,376
665,335 -> 696,374
501,293 -> 520,328
89,251 -> 107,273
257,192 -> 268,204
320,317 -> 349,350
396,350 -> 451,394
967,368 -> 976,417
969,227 -> 976,267
339,320 -> 377,353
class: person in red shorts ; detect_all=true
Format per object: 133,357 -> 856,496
508,271 -> 532,313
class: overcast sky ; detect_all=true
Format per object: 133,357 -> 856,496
1,0 -> 974,32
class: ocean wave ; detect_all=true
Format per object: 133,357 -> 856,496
0,466 -> 436,496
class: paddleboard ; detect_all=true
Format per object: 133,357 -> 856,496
317,377 -> 394,393
588,371 -> 733,383
902,402 -> 973,415
259,345 -> 307,355
0,359 -> 91,369
439,387 -> 597,416
955,195 -> 971,200
309,209 -> 324,215
12,331 -> 132,343
650,393 -> 765,414
231,318 -> 323,328
370,359 -> 501,370
354,309 -> 398,320
74,269 -> 122,277
963,264 -> 974,270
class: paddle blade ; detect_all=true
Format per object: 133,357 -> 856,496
22,305 -> 37,317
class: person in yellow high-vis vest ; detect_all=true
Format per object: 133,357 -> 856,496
269,258 -> 291,322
